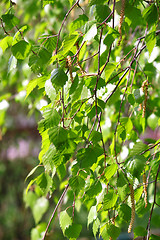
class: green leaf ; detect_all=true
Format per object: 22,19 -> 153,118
77,147 -> 102,168
85,181 -> 102,199
71,78 -> 84,102
136,199 -> 150,217
25,165 -> 42,181
36,172 -> 53,195
39,35 -> 57,53
23,191 -> 37,209
146,30 -> 156,56
12,25 -> 29,45
126,155 -> 146,178
26,75 -> 48,98
88,131 -> 102,143
100,223 -> 120,240
100,225 -> 109,240
107,223 -> 121,240
128,94 -> 135,105
103,191 -> 118,210
88,206 -> 97,226
65,223 -> 82,239
103,28 -> 120,48
125,3 -> 143,29
0,36 -> 13,52
118,185 -> 128,201
41,108 -> 61,130
48,126 -> 68,147
84,76 -> 106,91
89,0 -> 107,5
42,0 -> 55,7
69,75 -> 79,95
42,144 -> 56,171
11,40 -> 31,59
51,68 -> 68,90
69,175 -> 85,193
69,0 -> 74,6
59,210 -> 72,234
84,24 -> 97,41
52,152 -> 64,168
150,235 -> 160,240
134,226 -> 147,238
93,218 -> 100,238
143,4 -> 158,27
133,88 -> 143,104
29,47 -> 51,72
2,12 -> 20,29
105,63 -> 117,82
32,197 -> 49,224
104,164 -> 118,181
120,117 -> 133,134
129,141 -> 147,157
57,164 -> 66,180
147,113 -> 159,130
70,14 -> 88,34
31,227 -> 40,240
94,5 -> 111,23
118,204 -> 131,222
87,105 -> 101,120
134,186 -> 143,202
60,34 -> 79,55
45,79 -> 56,102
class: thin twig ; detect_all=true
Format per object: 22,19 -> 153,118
42,184 -> 69,240
146,162 -> 160,240
97,11 -> 113,28
140,141 -> 160,155
55,0 -> 80,54
0,18 -> 10,35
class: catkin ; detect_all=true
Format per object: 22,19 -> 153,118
143,173 -> 148,208
128,184 -> 135,233
142,80 -> 148,118
118,0 -> 125,46
75,42 -> 86,75
66,55 -> 74,83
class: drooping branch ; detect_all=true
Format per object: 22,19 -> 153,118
42,184 -> 69,240
146,162 -> 160,240
55,0 -> 80,54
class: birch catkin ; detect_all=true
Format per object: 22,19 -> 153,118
143,172 -> 148,208
75,42 -> 86,75
118,0 -> 125,45
128,184 -> 135,233
142,80 -> 148,118
66,55 -> 74,83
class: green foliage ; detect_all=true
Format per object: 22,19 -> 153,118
1,0 -> 160,239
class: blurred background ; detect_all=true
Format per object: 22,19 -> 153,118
1,0 -> 160,239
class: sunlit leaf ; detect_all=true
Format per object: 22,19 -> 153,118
69,175 -> 85,192
51,68 -> 68,90
32,197 -> 49,224
65,223 -> 82,239
88,205 -> 97,226
0,36 -> 13,52
70,14 -> 88,33
93,218 -> 100,238
143,4 -> 158,27
94,5 -> 111,23
59,210 -> 72,234
134,226 -> 147,238
103,191 -> 118,210
84,24 -> 97,41
12,40 -> 31,59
